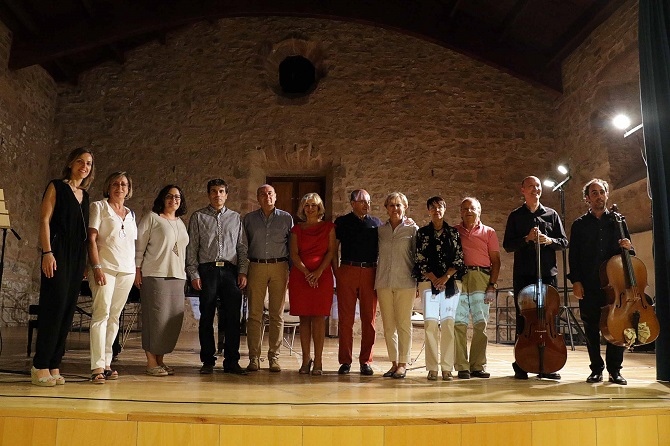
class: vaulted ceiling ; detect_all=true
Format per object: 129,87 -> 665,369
0,0 -> 629,91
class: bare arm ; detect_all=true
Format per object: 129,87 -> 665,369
39,183 -> 57,278
87,228 -> 106,286
134,267 -> 143,288
306,227 -> 337,288
289,230 -> 309,274
484,250 -> 501,303
488,250 -> 501,285
331,239 -> 340,275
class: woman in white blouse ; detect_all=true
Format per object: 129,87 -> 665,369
375,192 -> 418,379
87,171 -> 137,383
135,185 -> 189,377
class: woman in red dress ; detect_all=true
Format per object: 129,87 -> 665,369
288,193 -> 336,375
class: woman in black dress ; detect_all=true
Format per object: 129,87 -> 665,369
32,147 -> 95,386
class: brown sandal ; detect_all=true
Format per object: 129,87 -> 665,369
104,369 -> 119,380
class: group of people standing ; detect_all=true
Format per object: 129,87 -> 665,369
30,146 -> 634,387
32,146 -> 192,386
504,176 -> 631,385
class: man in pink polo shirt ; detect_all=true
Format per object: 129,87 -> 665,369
454,197 -> 501,379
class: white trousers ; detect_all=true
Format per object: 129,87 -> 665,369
377,287 -> 415,364
88,269 -> 135,370
419,281 -> 461,372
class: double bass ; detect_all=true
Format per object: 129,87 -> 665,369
599,206 -> 659,348
514,232 -> 567,374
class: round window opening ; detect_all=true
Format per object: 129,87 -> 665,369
279,55 -> 316,96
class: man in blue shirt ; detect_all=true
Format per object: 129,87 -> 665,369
243,185 -> 293,373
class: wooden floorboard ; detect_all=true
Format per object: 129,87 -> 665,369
0,326 -> 668,445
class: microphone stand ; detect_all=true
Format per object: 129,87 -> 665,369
552,178 -> 586,350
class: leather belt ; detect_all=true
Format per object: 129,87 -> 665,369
249,257 -> 289,264
340,260 -> 377,268
465,265 -> 491,274
202,261 -> 236,269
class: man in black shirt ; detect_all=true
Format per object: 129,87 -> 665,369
333,189 -> 383,376
568,178 -> 631,385
503,176 -> 568,380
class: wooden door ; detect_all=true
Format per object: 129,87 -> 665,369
267,177 -> 326,221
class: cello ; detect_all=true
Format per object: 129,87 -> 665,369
514,232 -> 567,374
599,206 -> 659,348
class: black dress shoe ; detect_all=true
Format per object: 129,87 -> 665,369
223,364 -> 248,375
338,364 -> 351,375
457,370 -> 471,379
514,370 -> 528,380
360,363 -> 374,376
586,372 -> 603,383
609,373 -> 627,385
538,372 -> 561,380
199,364 -> 214,375
512,362 -> 527,380
470,370 -> 490,378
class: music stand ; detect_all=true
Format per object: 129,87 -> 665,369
549,177 -> 587,350
0,189 -> 22,355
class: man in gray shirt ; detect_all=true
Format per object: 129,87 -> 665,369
186,179 -> 249,375
243,184 -> 293,372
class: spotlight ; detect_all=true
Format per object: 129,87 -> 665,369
557,165 -> 569,176
612,114 -> 631,130
543,179 -> 556,188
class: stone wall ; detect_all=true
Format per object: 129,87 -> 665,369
539,0 -> 653,346
52,17 -> 559,296
0,3 -> 645,332
556,0 -> 648,231
0,22 -> 58,325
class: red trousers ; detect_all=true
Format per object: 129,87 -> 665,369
336,265 -> 378,365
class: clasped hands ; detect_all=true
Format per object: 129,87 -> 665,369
526,227 -> 552,245
305,270 -> 322,288
428,271 -> 452,291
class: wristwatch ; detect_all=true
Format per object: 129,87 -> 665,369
488,282 -> 498,289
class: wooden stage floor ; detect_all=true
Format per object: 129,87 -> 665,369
0,327 -> 668,446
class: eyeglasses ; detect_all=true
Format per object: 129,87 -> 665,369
111,182 -> 129,188
165,194 -> 181,201
354,200 -> 371,205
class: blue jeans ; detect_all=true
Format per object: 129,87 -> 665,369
198,264 -> 242,367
